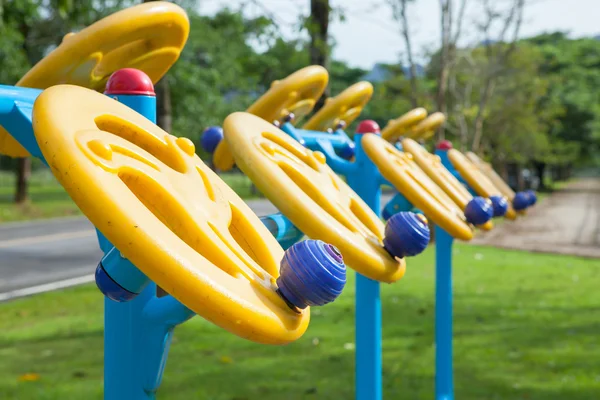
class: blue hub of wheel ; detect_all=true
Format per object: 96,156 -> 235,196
95,263 -> 138,302
513,192 -> 530,211
339,142 -> 355,160
276,240 -> 346,310
383,212 -> 430,258
200,126 -> 223,153
464,197 -> 494,225
489,195 -> 508,218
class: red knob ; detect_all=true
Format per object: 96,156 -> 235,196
105,68 -> 155,96
356,120 -> 380,135
436,140 -> 453,150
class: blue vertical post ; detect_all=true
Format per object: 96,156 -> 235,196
347,132 -> 383,400
101,68 -> 172,400
435,224 -> 454,400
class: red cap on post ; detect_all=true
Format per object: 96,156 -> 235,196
436,140 -> 453,150
105,68 -> 155,96
356,120 -> 380,135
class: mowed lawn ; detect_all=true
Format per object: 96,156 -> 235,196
1,244 -> 599,400
0,170 -> 259,222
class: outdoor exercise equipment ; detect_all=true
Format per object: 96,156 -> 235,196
0,74 -> 346,399
466,151 -> 537,208
285,82 -> 499,400
380,107 -> 428,143
209,65 -> 329,171
443,146 -> 522,218
222,111 -> 431,400
210,73 -> 495,400
0,4 -> 349,399
403,121 -> 535,217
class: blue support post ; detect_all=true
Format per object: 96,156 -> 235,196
347,135 -> 384,400
100,70 -> 198,400
280,123 -> 384,400
434,226 -> 454,400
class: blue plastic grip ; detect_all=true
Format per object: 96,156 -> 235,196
526,190 -> 537,206
513,192 -> 530,211
383,212 -> 430,258
489,195 -> 508,217
200,126 -> 223,153
464,197 -> 494,225
276,240 -> 347,309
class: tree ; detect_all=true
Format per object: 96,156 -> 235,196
387,0 -> 419,107
307,0 -> 330,110
1,0 -> 135,203
434,0 -> 467,140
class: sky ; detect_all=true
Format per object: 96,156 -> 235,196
199,0 -> 600,69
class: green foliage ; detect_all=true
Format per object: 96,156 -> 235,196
0,1 -> 598,172
527,33 -> 600,164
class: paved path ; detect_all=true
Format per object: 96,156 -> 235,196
472,177 -> 600,258
0,195 -> 392,298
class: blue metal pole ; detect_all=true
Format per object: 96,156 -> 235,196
346,134 -> 382,400
434,225 -> 454,400
100,70 -> 186,400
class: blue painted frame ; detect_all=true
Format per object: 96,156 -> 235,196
0,84 -> 304,400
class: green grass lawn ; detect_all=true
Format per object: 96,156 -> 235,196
1,244 -> 599,400
0,170 -> 260,223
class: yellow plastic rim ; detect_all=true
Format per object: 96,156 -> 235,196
33,85 -> 308,345
401,139 -> 494,229
302,81 -> 373,132
0,1 -> 189,158
361,134 -> 474,241
223,112 -> 405,283
381,108 -> 428,142
405,112 -> 446,140
466,152 -> 516,201
448,149 -> 517,220
213,65 -> 329,171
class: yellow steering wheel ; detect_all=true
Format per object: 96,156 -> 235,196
223,112 -> 405,283
33,85 -> 310,345
381,108 -> 428,143
361,134 -> 474,240
0,1 -> 189,158
405,112 -> 446,140
302,81 -> 374,132
401,139 -> 494,230
466,152 -> 516,202
213,66 -> 329,171
448,149 -> 517,220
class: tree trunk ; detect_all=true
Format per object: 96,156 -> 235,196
14,158 -> 31,204
398,0 -> 418,107
515,165 -> 524,191
155,76 -> 172,132
309,0 -> 330,111
533,161 -> 546,191
15,21 -> 33,204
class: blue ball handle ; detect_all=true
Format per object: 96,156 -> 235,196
95,263 -> 138,302
526,189 -> 537,206
513,192 -> 530,211
464,197 -> 494,225
489,195 -> 508,217
383,212 -> 430,259
200,126 -> 224,154
277,240 -> 347,310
